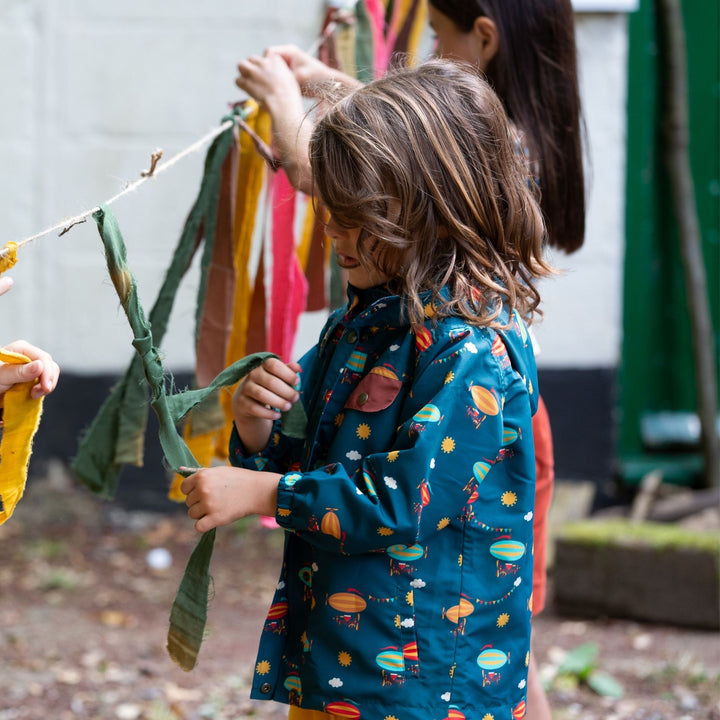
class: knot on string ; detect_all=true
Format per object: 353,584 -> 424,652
0,242 -> 18,275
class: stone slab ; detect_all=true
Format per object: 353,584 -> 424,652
553,520 -> 720,630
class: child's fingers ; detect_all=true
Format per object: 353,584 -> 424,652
238,379 -> 293,416
261,357 -> 300,387
178,468 -> 200,497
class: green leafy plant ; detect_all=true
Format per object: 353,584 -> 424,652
555,642 -> 625,699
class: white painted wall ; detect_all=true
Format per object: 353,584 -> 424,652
0,2 -> 629,374
532,12 -> 630,368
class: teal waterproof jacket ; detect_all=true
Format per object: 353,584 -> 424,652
231,285 -> 538,720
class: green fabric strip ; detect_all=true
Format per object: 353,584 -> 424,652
89,203 -> 281,671
72,117 -> 237,496
88,202 -> 292,671
354,1 -> 376,84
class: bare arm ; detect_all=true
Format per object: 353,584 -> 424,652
236,46 -> 363,194
180,466 -> 282,533
236,50 -> 314,194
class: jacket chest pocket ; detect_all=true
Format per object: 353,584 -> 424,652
344,370 -> 403,413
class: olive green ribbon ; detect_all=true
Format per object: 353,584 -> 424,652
72,115 -> 239,496
88,203 -> 278,670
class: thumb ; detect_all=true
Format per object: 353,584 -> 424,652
0,359 -> 43,391
19,359 -> 44,380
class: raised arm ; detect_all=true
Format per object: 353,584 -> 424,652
236,50 -> 314,193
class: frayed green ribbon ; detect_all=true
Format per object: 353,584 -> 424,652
89,203 -> 277,671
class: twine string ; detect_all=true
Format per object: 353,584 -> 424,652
0,119 -> 235,262
0,17 -> 346,264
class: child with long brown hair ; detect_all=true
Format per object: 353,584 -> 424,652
236,6 -> 585,715
182,59 -> 550,720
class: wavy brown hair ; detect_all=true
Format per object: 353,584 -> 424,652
429,0 -> 586,253
309,59 -> 551,330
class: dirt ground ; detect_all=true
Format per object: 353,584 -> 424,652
1,468 -> 719,720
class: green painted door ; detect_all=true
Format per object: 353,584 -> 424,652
619,0 -> 720,485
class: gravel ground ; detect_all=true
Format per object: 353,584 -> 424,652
1,469 -> 718,720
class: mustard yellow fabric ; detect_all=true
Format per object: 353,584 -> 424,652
0,242 -> 18,275
289,708 -> 342,720
0,347 -> 43,525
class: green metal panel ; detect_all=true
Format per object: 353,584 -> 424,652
619,0 -> 720,484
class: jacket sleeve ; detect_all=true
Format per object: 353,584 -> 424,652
274,327 -> 536,555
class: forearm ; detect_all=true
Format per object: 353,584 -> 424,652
265,94 -> 313,195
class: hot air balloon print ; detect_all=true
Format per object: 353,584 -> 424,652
477,645 -> 508,686
471,384 -> 500,416
386,543 -> 426,576
346,349 -> 367,373
442,596 -> 475,636
473,461 -> 492,484
284,472 -> 301,486
403,640 -> 420,675
489,538 -> 526,563
376,646 -> 406,686
321,508 -> 341,539
513,699 -> 527,719
502,427 -> 519,446
283,673 -> 302,705
324,700 -> 361,719
362,469 -> 378,498
491,334 -> 505,357
491,334 -> 511,368
444,707 -> 466,720
409,403 -> 442,437
370,363 -> 399,380
328,590 -> 367,630
264,599 -> 288,635
414,404 -> 442,423
419,478 -> 432,507
415,326 -> 433,352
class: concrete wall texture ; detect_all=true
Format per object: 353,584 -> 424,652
0,2 -> 630,375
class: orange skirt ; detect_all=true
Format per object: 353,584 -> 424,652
531,394 -> 555,615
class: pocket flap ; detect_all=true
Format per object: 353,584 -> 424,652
345,371 -> 403,412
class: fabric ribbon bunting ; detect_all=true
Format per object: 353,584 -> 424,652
91,202 -> 283,670
71,111 -> 241,496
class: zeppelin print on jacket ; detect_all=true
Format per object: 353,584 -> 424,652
230,284 -> 538,720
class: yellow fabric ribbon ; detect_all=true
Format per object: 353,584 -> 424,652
0,242 -> 18,275
0,347 -> 44,524
170,102 -> 273,500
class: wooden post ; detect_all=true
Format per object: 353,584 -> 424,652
656,0 -> 720,489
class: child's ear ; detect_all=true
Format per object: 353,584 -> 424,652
472,16 -> 500,69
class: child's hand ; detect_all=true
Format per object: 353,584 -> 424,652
0,340 -> 60,398
231,358 -> 300,455
0,276 -> 14,297
233,358 -> 301,422
180,466 -> 280,533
